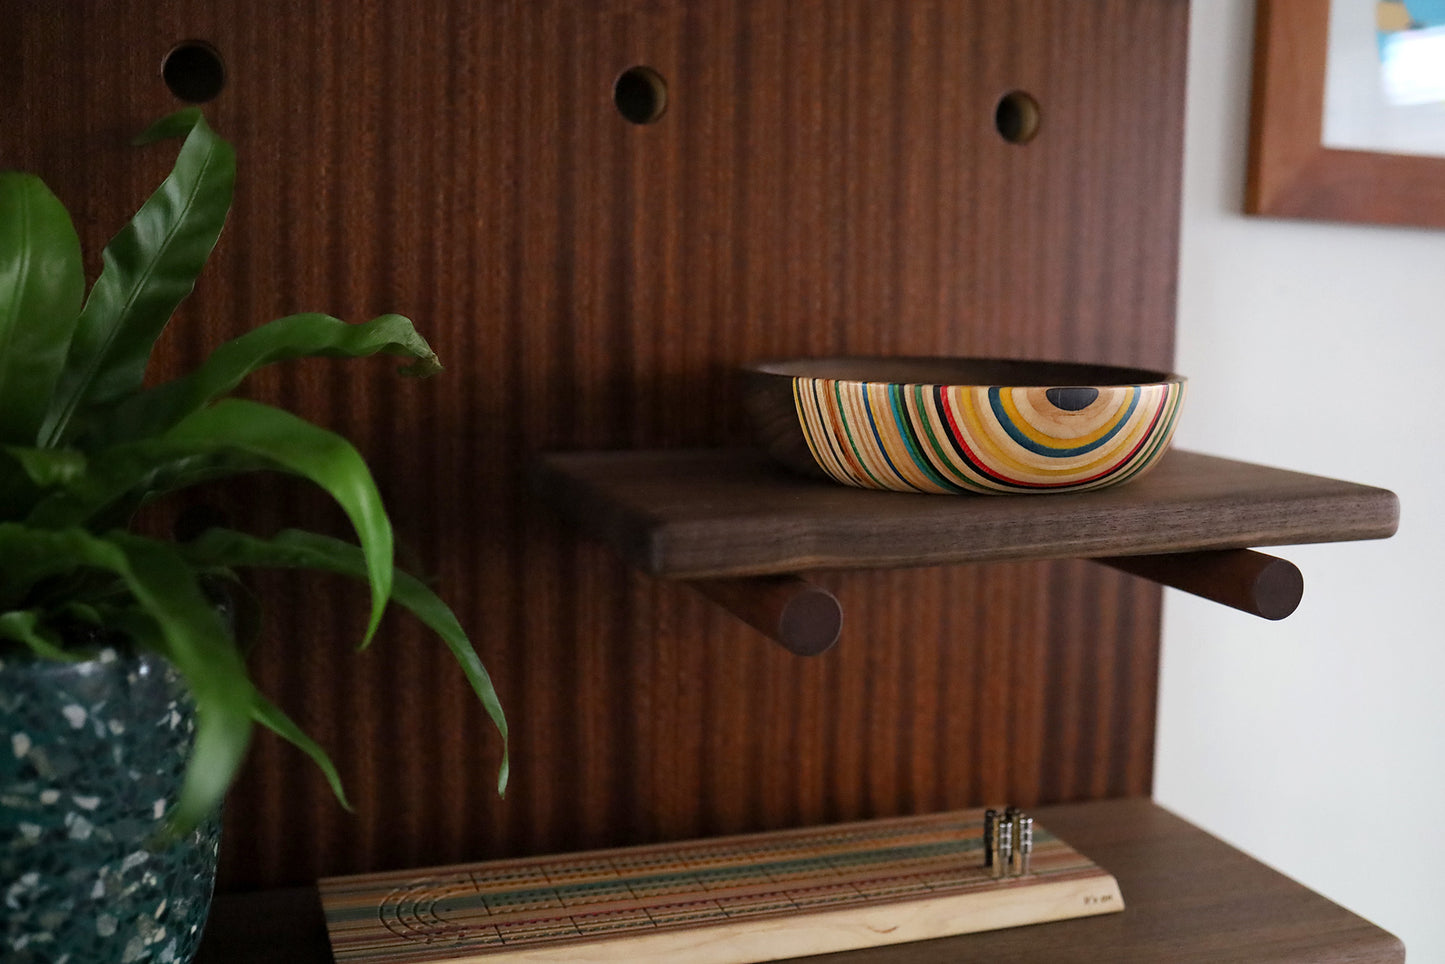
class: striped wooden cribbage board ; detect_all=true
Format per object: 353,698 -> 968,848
319,807 -> 1123,963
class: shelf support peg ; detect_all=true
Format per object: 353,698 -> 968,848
1094,548 -> 1303,620
688,575 -> 842,656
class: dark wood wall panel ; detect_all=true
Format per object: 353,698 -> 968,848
2,0 -> 1187,889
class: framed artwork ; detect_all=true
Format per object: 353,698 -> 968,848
1247,0 -> 1445,227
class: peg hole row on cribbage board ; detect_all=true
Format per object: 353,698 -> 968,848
320,806 -> 1119,962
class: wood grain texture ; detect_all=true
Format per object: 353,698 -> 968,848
532,448 -> 1399,577
784,799 -> 1407,963
1246,0 -> 1445,226
317,806 -> 1122,962
1098,549 -> 1304,621
1,0 -> 1188,889
193,800 -> 1405,963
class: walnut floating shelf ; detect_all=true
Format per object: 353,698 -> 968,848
534,449 -> 1399,575
532,449 -> 1398,650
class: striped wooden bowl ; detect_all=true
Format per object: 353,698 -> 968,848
742,357 -> 1186,495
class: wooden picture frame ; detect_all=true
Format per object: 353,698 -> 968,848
1247,0 -> 1445,227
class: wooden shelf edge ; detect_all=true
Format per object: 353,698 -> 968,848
531,448 -> 1399,580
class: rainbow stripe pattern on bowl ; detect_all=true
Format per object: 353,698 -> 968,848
744,358 -> 1186,495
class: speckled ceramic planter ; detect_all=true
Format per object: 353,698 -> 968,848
1,646 -> 220,964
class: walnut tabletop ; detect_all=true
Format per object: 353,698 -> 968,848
195,798 -> 1403,963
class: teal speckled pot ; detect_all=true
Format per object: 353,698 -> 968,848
1,646 -> 220,964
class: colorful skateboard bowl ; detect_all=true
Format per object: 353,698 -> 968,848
742,357 -> 1186,494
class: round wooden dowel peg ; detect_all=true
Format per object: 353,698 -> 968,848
690,575 -> 842,656
1096,549 -> 1304,620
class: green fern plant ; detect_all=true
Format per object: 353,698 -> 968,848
0,109 -> 507,834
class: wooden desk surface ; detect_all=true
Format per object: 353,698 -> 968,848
195,798 -> 1403,963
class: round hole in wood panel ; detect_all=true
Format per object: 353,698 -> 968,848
614,66 -> 668,124
162,41 -> 226,103
995,90 -> 1041,144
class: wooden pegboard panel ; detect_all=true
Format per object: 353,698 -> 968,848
1,0 -> 1187,889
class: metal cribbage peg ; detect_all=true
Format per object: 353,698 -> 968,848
983,808 -> 998,869
994,812 -> 1013,879
1002,805 -> 1019,875
1017,815 -> 1034,876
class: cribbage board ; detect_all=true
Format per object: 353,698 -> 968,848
319,807 -> 1123,963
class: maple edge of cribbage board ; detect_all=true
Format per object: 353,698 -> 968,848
318,807 -> 1124,964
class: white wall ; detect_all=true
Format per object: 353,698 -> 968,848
1156,2 -> 1445,959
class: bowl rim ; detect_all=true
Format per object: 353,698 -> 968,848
744,355 -> 1185,388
